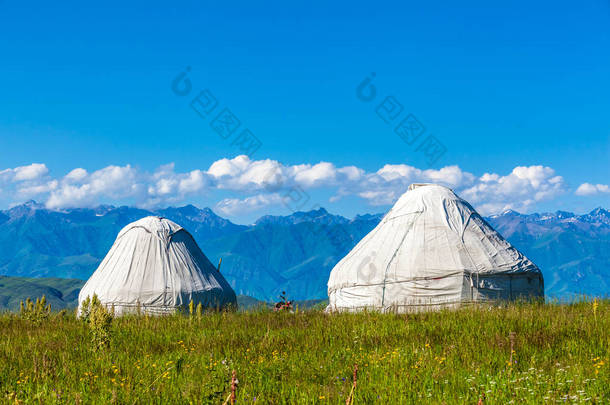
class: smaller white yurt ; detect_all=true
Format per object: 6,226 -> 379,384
327,184 -> 544,313
78,216 -> 237,315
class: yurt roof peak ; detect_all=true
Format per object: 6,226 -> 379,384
117,216 -> 187,242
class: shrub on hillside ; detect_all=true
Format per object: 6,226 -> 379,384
79,294 -> 113,349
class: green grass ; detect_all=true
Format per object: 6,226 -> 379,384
0,301 -> 608,404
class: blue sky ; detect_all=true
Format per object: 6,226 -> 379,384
0,0 -> 608,223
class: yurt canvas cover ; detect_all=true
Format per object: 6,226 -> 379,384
78,216 -> 237,315
327,184 -> 543,312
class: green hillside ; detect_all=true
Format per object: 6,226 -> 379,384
0,276 -> 84,311
0,276 -> 324,312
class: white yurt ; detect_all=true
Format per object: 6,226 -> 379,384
327,184 -> 543,312
78,216 -> 237,315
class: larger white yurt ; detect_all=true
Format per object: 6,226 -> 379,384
78,216 -> 237,315
327,184 -> 543,312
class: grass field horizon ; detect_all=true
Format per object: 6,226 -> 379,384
1,299 -> 608,404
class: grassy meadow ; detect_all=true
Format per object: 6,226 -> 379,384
0,300 -> 608,404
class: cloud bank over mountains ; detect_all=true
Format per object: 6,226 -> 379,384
0,156 -> 606,217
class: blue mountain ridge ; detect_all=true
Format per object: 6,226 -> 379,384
0,201 -> 607,300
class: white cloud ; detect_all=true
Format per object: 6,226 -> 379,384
46,165 -> 142,209
47,164 -> 215,209
64,168 -> 88,183
0,163 -> 49,183
0,169 -> 10,183
204,157 -> 478,208
18,180 -> 59,197
337,164 -> 476,206
338,166 -> 364,182
208,156 -> 293,191
357,190 -> 398,206
575,183 -> 610,196
14,163 -> 49,181
0,158 -> 587,217
179,170 -> 207,194
294,162 -> 338,187
459,166 -> 566,215
206,156 -> 365,192
215,193 -> 284,216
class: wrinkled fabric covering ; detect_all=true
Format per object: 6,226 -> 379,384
327,184 -> 543,312
78,217 -> 236,315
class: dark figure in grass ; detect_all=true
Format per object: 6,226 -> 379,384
274,291 -> 293,312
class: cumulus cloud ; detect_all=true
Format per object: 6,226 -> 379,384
215,193 -> 284,216
0,157 -> 583,216
460,166 -> 566,215
294,162 -> 338,187
575,183 -> 610,196
64,168 -> 88,183
334,164 -> 477,206
18,180 -> 59,198
14,163 -> 49,181
0,163 -> 56,201
207,156 -> 382,194
204,158 -> 567,215
208,156 -> 284,190
46,163 -> 213,209
0,163 -> 49,182
46,165 -> 142,209
179,170 -> 207,194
